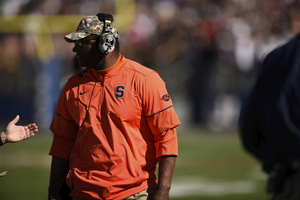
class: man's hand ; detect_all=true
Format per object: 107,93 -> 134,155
1,115 -> 38,144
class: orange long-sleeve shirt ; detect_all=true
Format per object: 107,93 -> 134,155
49,55 -> 180,200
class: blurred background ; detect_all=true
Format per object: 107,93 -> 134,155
0,0 -> 299,199
1,0 -> 299,131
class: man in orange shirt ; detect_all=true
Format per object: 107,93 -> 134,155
48,13 -> 180,200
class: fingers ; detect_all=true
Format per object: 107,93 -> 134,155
25,123 -> 38,138
23,127 -> 36,140
27,123 -> 39,133
11,115 -> 20,125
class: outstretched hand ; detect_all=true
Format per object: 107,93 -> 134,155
1,115 -> 38,144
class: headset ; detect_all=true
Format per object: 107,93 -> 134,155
96,13 -> 116,54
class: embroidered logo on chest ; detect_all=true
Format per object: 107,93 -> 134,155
115,85 -> 125,98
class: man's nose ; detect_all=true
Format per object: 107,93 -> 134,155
72,46 -> 79,52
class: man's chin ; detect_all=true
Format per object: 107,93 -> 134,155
78,61 -> 86,68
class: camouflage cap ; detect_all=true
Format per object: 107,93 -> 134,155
64,15 -> 119,42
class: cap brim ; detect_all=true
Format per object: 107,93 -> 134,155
64,31 -> 90,43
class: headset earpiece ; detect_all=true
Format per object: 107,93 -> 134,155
97,32 -> 116,54
96,13 -> 116,54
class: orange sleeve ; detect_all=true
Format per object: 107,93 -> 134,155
142,71 -> 180,157
154,127 -> 178,158
49,85 -> 78,160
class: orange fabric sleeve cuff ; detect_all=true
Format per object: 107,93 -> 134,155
155,128 -> 178,158
49,135 -> 74,161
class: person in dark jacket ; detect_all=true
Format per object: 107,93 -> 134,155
239,34 -> 300,200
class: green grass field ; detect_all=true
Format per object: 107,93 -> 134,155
0,127 -> 268,200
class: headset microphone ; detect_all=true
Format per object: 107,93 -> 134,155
79,67 -> 89,77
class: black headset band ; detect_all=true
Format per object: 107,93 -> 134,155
97,13 -> 114,22
97,13 -> 114,32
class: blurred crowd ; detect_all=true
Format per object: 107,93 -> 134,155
0,0 -> 299,131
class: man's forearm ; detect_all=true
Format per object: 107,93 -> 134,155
48,156 -> 70,200
158,155 -> 176,189
153,155 -> 176,200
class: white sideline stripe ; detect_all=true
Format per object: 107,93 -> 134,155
0,152 -> 51,167
170,178 -> 257,197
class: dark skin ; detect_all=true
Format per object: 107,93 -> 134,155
72,34 -> 119,70
153,156 -> 177,200
48,34 -> 176,200
48,157 -> 69,200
